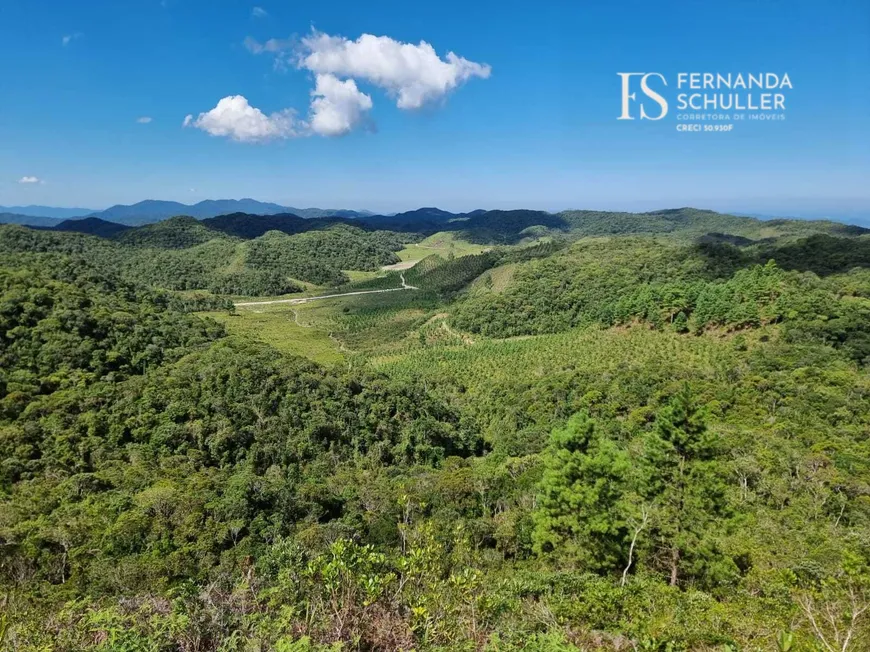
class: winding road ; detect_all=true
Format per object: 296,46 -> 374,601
235,273 -> 418,308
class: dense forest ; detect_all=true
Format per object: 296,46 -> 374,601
0,219 -> 406,296
1,208 -> 870,650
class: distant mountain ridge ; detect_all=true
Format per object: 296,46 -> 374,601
5,206 -> 865,246
4,205 -> 869,247
0,205 -> 96,219
89,199 -> 373,225
92,199 -> 286,224
0,199 -> 374,227
4,198 -> 867,229
0,212 -> 63,228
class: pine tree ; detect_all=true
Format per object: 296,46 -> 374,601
533,412 -> 631,571
642,384 -> 732,587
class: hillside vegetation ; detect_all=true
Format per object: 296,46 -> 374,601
1,209 -> 870,650
0,219 -> 407,295
450,237 -> 870,354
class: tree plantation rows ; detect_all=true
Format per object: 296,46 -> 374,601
1,210 -> 870,650
450,238 -> 870,363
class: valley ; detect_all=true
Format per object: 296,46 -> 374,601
2,206 -> 870,650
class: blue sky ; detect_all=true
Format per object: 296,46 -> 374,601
1,0 -> 868,216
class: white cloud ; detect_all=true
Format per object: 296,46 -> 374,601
298,31 -> 491,109
252,6 -> 268,18
309,74 -> 373,137
62,33 -> 82,46
183,95 -> 304,143
137,116 -> 153,124
194,31 -> 490,142
18,176 -> 41,184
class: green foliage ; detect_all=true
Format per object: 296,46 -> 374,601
450,239 -> 870,364
245,226 -> 402,286
561,207 -> 868,241
533,413 -> 631,570
3,211 -> 870,650
0,256 -> 223,409
0,222 -> 407,296
641,385 -> 732,587
207,268 -> 303,296
532,389 -> 733,587
115,215 -> 232,249
758,233 -> 870,276
404,252 -> 500,295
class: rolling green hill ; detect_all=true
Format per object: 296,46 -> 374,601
115,214 -> 232,248
561,207 -> 869,240
52,216 -> 131,238
0,219 -> 409,295
3,208 -> 870,649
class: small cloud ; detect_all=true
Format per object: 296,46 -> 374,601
252,6 -> 268,18
189,188 -> 196,193
243,36 -> 264,54
18,176 -> 42,184
137,116 -> 153,124
309,74 -> 373,137
62,32 -> 82,46
184,95 -> 305,143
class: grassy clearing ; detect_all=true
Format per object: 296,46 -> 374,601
224,241 -> 249,274
221,278 -> 330,303
310,290 -> 442,355
466,262 -> 518,295
204,284 -> 440,362
395,232 -> 488,263
203,306 -> 344,365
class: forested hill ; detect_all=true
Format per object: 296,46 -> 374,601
0,218 -> 407,295
115,215 -> 235,248
200,211 -> 355,238
3,203 -> 870,649
9,205 -> 869,243
356,206 -> 868,243
52,216 -> 131,238
2,206 -> 868,300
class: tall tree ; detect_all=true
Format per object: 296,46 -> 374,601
642,384 -> 732,587
533,412 -> 631,571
